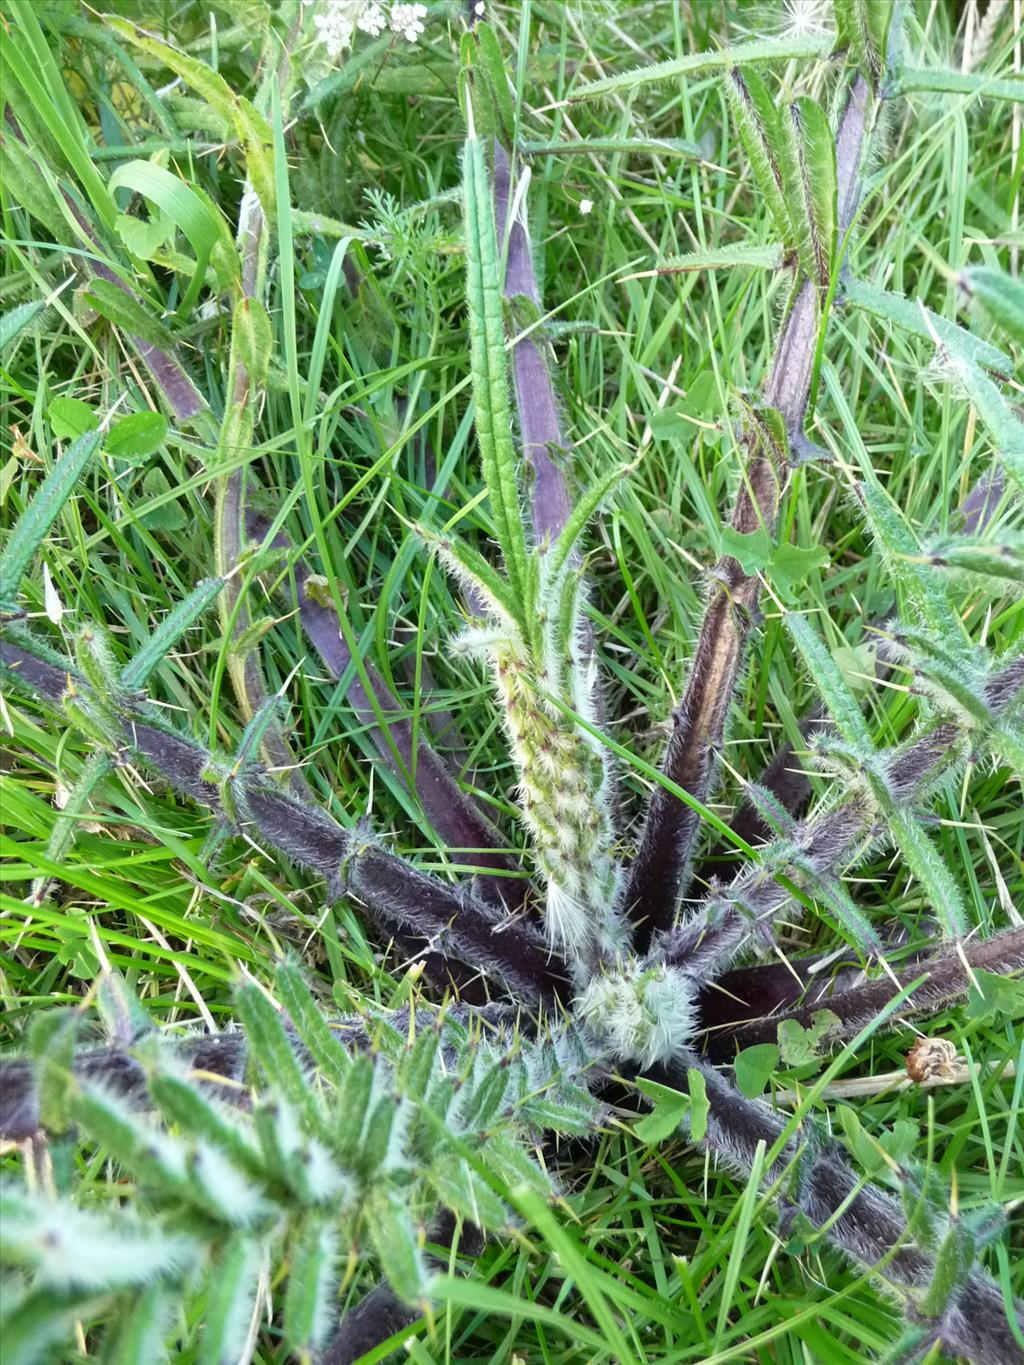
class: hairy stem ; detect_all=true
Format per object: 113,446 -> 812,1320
702,925 -> 1024,1057
247,512 -> 524,909
625,76 -> 872,950
652,1053 -> 1024,1365
704,922 -> 1024,1059
0,636 -> 569,1005
492,140 -> 572,543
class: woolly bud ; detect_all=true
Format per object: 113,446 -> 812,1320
575,962 -> 696,1068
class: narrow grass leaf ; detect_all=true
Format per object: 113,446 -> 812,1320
511,1186 -> 639,1364
106,162 -> 233,315
714,1138 -> 767,1343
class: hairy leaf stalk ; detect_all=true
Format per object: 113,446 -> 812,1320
652,1055 -> 1024,1365
627,76 -> 873,951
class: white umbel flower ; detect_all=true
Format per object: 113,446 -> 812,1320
357,2 -> 387,35
312,2 -> 363,58
390,3 -> 427,42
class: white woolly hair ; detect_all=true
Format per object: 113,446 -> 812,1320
546,881 -> 594,959
575,962 -> 697,1069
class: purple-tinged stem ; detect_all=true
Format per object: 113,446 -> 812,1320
701,926 -> 1024,1059
492,140 -> 572,544
0,637 -> 569,1004
491,140 -> 617,826
246,513 -> 524,909
624,78 -> 873,951
704,463 -> 1004,877
318,1214 -> 482,1365
958,467 -> 1006,534
2,105 -> 204,422
659,717 -> 969,976
650,1053 -> 1024,1365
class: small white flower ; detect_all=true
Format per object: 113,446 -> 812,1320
312,2 -> 362,59
390,3 -> 427,42
474,1 -> 485,14
579,198 -> 593,216
357,2 -> 387,35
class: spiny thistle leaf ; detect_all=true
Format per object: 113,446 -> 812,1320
195,1237 -> 260,1365
927,541 -> 1024,591
845,277 -> 1014,375
544,457 -> 634,579
463,22 -> 515,145
100,1282 -> 171,1365
95,969 -> 154,1048
899,67 -> 1024,104
283,1215 -> 339,1352
27,1010 -> 77,1134
777,96 -> 837,289
0,428 -> 101,617
834,0 -> 895,87
119,577 -> 224,691
886,808 -> 968,939
942,358 -> 1024,491
569,33 -> 834,102
0,1187 -> 198,1289
365,1187 -> 426,1304
632,241 -> 785,279
274,960 -> 353,1080
416,523 -> 522,629
785,612 -> 874,749
463,133 -> 530,617
856,481 -> 965,644
28,750 -> 113,907
961,266 -> 1024,347
725,67 -> 791,246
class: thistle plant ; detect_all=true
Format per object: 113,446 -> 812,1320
2,3 -> 1023,1364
